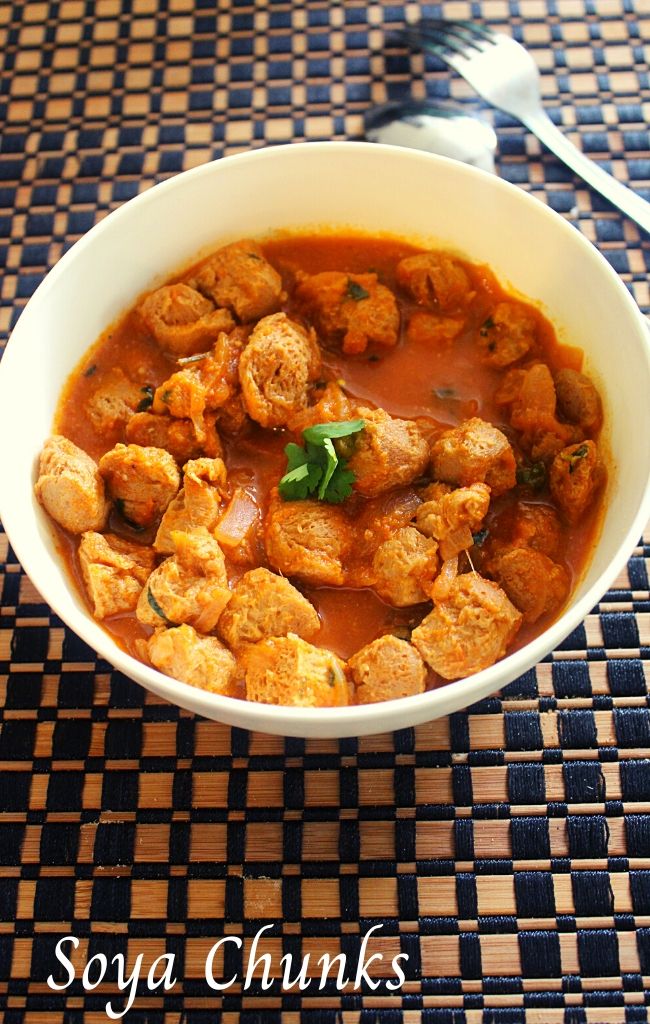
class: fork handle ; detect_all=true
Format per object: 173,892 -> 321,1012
521,107 -> 650,235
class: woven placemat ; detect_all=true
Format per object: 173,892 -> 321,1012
1,1 -> 650,1020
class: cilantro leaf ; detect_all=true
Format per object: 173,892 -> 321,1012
278,419 -> 365,504
303,419 -> 365,444
284,442 -> 310,471
136,385 -> 154,412
516,461 -> 547,491
346,279 -> 370,301
324,463 -> 357,504
115,497 -> 146,531
317,437 -> 338,500
564,443 -> 589,474
278,461 -> 322,501
147,587 -> 174,624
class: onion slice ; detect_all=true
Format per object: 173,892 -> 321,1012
214,488 -> 258,547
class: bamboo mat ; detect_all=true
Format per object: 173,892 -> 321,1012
1,1 -> 650,1020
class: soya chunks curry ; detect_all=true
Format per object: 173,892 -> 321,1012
36,234 -> 606,707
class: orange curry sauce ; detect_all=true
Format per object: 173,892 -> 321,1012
54,233 -> 602,689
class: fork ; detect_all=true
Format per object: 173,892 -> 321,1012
401,19 -> 650,235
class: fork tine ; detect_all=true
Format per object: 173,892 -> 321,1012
403,18 -> 496,57
398,26 -> 457,61
417,18 -> 496,43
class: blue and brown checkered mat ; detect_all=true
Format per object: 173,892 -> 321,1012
1,0 -> 650,1020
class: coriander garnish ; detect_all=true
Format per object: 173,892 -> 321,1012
346,279 -> 369,302
114,498 -> 145,531
278,419 -> 365,504
136,385 -> 154,412
147,587 -> 173,625
516,461 -> 547,491
564,443 -> 589,474
479,316 -> 495,338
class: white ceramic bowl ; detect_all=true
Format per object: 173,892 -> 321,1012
1,142 -> 649,738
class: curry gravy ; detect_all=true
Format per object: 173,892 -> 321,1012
54,234 -> 602,682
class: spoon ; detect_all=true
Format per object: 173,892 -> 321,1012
363,99 -> 497,174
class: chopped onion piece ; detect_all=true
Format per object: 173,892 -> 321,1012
431,556 -> 459,602
214,489 -> 258,547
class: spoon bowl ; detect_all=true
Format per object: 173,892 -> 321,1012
364,98 -> 497,172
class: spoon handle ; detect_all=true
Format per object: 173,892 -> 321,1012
522,106 -> 650,235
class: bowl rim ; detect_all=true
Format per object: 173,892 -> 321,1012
2,140 -> 650,734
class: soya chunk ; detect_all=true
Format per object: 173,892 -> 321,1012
139,283 -> 235,356
406,311 -> 465,348
430,417 -> 516,498
137,527 -> 231,634
372,526 -> 438,607
208,326 -> 251,435
218,567 -> 320,650
554,368 -> 603,435
152,353 -> 230,442
264,494 -> 351,586
238,313 -> 322,428
295,270 -> 399,355
243,633 -> 349,707
549,440 -> 604,525
125,411 -> 220,464
396,251 -> 474,312
188,239 -> 284,322
353,489 -> 423,578
347,406 -> 430,497
498,363 -> 577,462
508,363 -> 571,437
416,482 -> 491,560
86,368 -> 144,433
288,381 -> 354,433
155,457 -> 229,553
509,501 -> 563,558
148,623 -> 236,695
483,501 -> 563,563
488,546 -> 570,624
348,635 -> 427,704
99,443 -> 180,528
411,573 -> 522,680
35,435 -> 108,534
79,532 -> 156,619
476,301 -> 537,368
